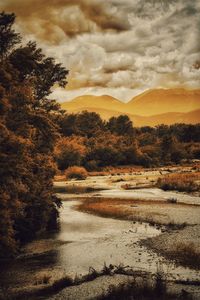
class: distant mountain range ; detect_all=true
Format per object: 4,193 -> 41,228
61,88 -> 200,126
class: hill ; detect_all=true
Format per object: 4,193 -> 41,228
126,88 -> 200,116
61,95 -> 126,113
61,88 -> 200,126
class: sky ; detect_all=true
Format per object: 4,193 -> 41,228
1,0 -> 200,102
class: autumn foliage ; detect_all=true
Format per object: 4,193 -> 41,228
0,12 -> 68,257
65,166 -> 88,180
55,112 -> 200,171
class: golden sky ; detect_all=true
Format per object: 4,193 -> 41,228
1,0 -> 200,102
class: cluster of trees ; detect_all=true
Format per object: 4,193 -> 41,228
0,12 -> 68,257
55,113 -> 143,170
55,112 -> 200,171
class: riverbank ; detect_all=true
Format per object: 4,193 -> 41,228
2,198 -> 200,299
1,164 -> 200,299
77,197 -> 200,269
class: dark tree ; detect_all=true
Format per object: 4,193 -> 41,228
0,12 -> 68,257
107,115 -> 134,136
75,111 -> 105,138
60,113 -> 78,136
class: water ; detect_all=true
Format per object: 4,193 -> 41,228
1,197 -> 199,295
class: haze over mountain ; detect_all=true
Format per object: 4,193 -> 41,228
61,88 -> 200,126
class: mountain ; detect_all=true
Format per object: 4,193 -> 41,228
134,109 -> 200,126
60,88 -> 200,126
61,95 -> 126,113
126,88 -> 200,116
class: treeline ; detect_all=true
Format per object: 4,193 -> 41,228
55,111 -> 200,170
0,12 -> 68,257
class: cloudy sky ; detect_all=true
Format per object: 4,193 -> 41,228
1,0 -> 200,102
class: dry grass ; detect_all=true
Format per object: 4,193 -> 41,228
97,282 -> 193,300
157,172 -> 200,192
78,198 -> 131,220
174,241 -> 200,268
55,165 -> 143,178
77,197 -> 194,227
34,274 -> 51,285
88,166 -> 143,176
97,269 -> 194,300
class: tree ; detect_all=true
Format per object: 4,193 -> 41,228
55,136 -> 86,170
0,12 -> 68,257
75,111 -> 105,138
0,12 -> 21,58
160,135 -> 184,163
107,115 -> 134,136
60,113 -> 78,136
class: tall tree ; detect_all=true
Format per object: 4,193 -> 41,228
0,12 -> 68,257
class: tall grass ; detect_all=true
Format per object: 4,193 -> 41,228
174,241 -> 200,268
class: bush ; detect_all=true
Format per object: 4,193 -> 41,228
157,173 -> 200,192
66,166 -> 88,180
175,241 -> 200,268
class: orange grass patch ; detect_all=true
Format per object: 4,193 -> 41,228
157,172 -> 200,192
77,197 -> 198,225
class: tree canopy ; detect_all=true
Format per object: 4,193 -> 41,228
56,111 -> 200,171
0,12 -> 68,257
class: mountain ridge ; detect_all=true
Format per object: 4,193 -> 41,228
61,88 -> 200,126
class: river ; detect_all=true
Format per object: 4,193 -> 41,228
0,191 -> 200,299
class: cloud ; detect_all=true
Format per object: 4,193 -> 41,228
50,86 -> 143,102
0,0 -> 199,101
1,0 -> 131,43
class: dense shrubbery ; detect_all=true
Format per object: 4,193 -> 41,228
0,12 -> 68,257
55,111 -> 200,171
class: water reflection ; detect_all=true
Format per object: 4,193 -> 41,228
0,199 -> 199,292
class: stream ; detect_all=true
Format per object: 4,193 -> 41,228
0,190 -> 200,298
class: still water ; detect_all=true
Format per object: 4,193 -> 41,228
0,198 -> 199,294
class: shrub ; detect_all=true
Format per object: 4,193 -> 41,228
174,241 -> 200,268
157,173 -> 200,192
66,166 -> 88,180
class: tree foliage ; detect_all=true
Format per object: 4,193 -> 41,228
107,115 -> 134,136
0,12 -> 68,257
57,111 -> 200,171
